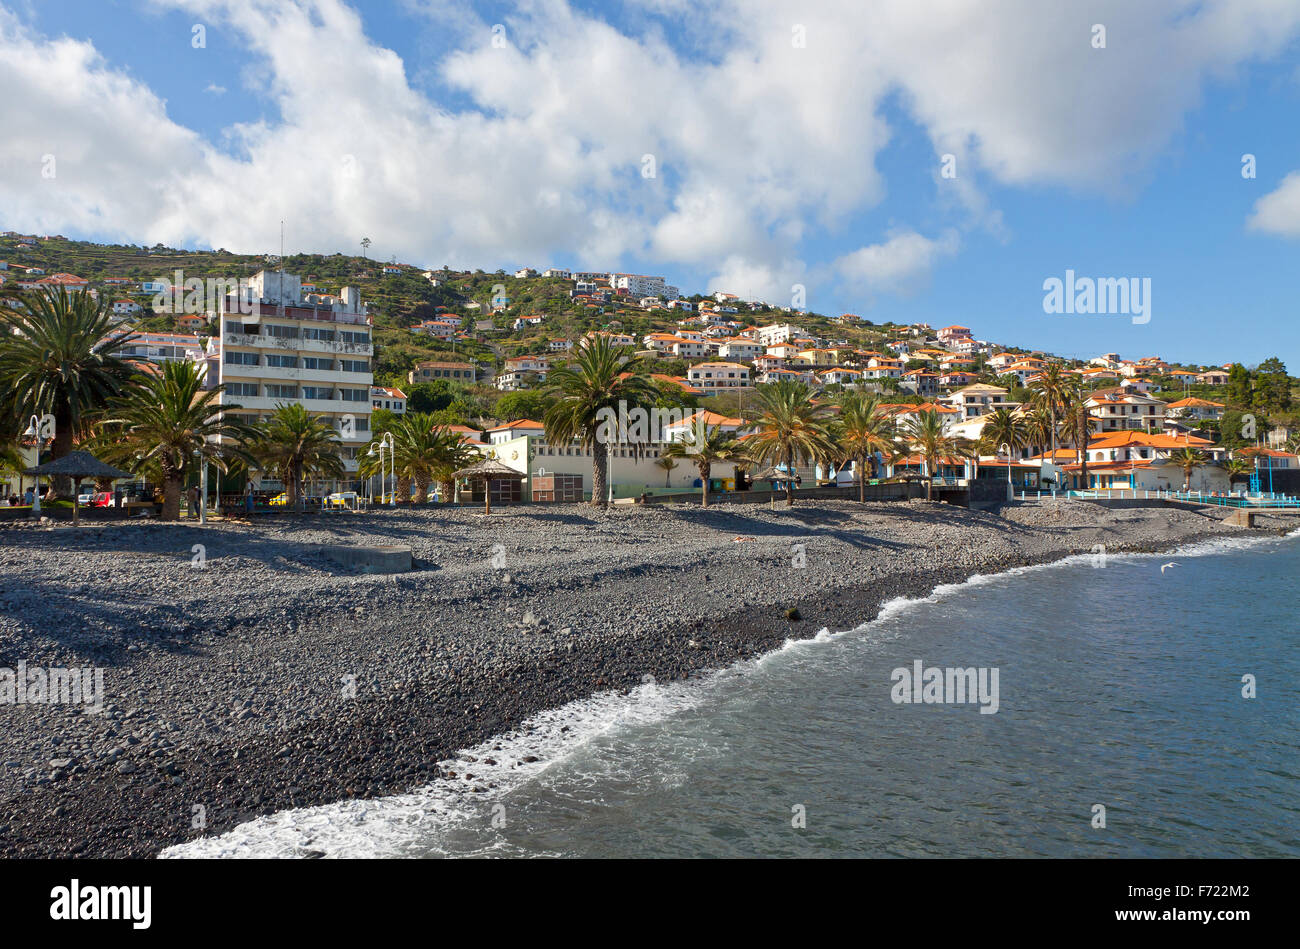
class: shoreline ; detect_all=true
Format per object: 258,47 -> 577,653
1,498 -> 1295,858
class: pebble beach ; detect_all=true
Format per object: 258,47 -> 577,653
1,497 -> 1294,858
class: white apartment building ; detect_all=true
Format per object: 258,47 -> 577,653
756,323 -> 802,346
941,383 -> 1013,420
671,339 -> 712,359
1085,389 -> 1168,432
612,273 -> 679,300
687,361 -> 752,394
213,270 -> 373,492
718,338 -> 764,360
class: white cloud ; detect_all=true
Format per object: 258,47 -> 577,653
834,230 -> 960,296
204,82 -> 226,95
0,0 -> 1297,295
1247,171 -> 1300,237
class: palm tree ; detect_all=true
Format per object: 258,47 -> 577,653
1171,446 -> 1206,492
543,334 -> 656,507
836,391 -> 893,502
1224,456 -> 1252,488
384,412 -> 448,503
1060,393 -> 1096,490
1029,364 -> 1075,458
429,427 -> 479,503
981,407 -> 1028,480
901,409 -> 963,501
1287,432 -> 1300,456
0,288 -> 138,492
663,423 -> 742,507
249,403 -> 344,507
1020,407 -> 1055,459
102,361 -> 255,520
654,455 -> 677,488
360,237 -> 371,258
743,380 -> 838,507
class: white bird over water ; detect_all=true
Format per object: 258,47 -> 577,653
1160,562 -> 1180,573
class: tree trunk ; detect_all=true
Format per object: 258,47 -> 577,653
396,475 -> 411,504
414,475 -> 431,503
162,475 -> 182,521
439,479 -> 454,503
785,451 -> 794,507
591,442 -> 608,508
858,455 -> 865,503
50,407 -> 75,497
699,462 -> 710,508
286,462 -> 300,507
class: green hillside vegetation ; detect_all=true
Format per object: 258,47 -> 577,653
4,234 -> 1296,435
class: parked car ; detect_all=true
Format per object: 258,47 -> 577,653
77,491 -> 95,506
325,491 -> 358,509
90,492 -> 116,508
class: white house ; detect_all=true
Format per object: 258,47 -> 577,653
686,361 -> 752,394
370,385 -> 407,414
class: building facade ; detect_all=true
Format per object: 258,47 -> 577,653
212,270 -> 373,492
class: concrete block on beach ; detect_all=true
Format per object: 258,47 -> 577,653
317,543 -> 413,574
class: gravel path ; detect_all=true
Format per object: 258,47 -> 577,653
0,497 -> 1293,857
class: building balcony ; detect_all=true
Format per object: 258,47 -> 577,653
223,333 -> 373,356
219,364 -> 371,385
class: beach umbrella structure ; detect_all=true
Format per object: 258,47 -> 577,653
452,457 -> 527,515
23,451 -> 134,525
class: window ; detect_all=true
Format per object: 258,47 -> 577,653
339,359 -> 368,373
265,384 -> 298,399
265,354 -> 298,368
340,331 -> 370,345
265,323 -> 298,339
302,357 -> 332,371
224,350 -> 259,366
225,382 -> 259,397
301,386 -> 333,400
302,327 -> 335,341
339,388 -> 367,402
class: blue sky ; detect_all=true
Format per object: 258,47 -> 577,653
5,0 -> 1300,369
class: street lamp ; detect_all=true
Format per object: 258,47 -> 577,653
22,415 -> 44,514
191,447 -> 208,524
367,432 -> 395,507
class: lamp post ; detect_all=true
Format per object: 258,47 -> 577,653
22,415 -> 43,514
192,448 -> 207,524
366,442 -> 383,506
367,432 -> 395,507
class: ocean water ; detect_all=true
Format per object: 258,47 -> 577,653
165,530 -> 1300,859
